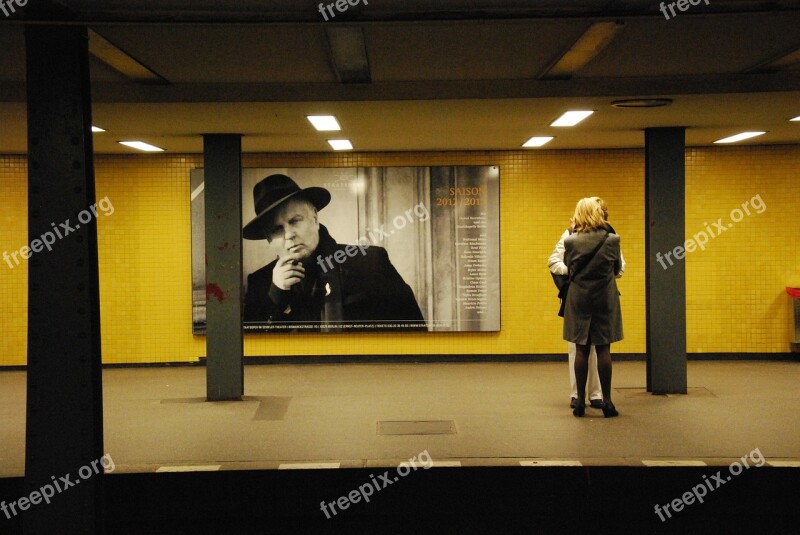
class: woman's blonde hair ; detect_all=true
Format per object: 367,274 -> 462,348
572,197 -> 607,232
594,196 -> 608,220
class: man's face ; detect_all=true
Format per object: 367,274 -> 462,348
265,198 -> 320,260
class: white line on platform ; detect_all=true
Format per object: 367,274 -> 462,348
520,460 -> 583,467
642,460 -> 707,467
430,461 -> 462,468
156,465 -> 221,472
278,462 -> 341,470
767,461 -> 800,468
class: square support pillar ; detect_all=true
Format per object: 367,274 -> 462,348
645,127 -> 688,394
204,135 -> 244,400
24,25 -> 105,533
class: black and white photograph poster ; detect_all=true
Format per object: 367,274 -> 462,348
191,166 -> 500,334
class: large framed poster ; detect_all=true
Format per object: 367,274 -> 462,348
191,166 -> 500,333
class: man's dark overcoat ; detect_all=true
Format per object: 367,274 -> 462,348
244,225 -> 426,331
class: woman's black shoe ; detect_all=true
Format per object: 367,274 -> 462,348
572,400 -> 585,417
602,401 -> 619,418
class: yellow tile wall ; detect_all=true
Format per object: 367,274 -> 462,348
0,155 -> 28,365
685,145 -> 799,353
0,145 -> 796,365
93,154 -> 204,364
241,150 -> 645,359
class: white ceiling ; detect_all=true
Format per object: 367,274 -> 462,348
0,0 -> 799,153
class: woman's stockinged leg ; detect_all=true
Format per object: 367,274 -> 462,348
596,344 -> 612,400
595,344 -> 618,417
573,343 -> 590,416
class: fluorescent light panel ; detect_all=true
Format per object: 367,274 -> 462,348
119,141 -> 165,152
328,139 -> 353,151
551,110 -> 594,127
91,126 -> 106,133
523,136 -> 554,148
713,132 -> 766,144
307,115 -> 341,131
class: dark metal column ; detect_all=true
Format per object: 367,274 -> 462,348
24,26 -> 104,533
204,135 -> 244,401
645,127 -> 687,394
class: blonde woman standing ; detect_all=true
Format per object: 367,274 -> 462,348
563,198 -> 623,417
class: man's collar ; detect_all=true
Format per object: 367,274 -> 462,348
302,224 -> 339,268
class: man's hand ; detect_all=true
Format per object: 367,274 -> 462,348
272,254 -> 305,290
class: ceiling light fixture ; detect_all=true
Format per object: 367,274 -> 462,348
328,139 -> 353,151
88,29 -> 168,85
539,21 -> 624,80
307,115 -> 342,131
611,98 -> 673,108
522,136 -> 554,148
91,126 -> 106,133
745,46 -> 800,74
118,141 -> 165,152
325,26 -> 372,84
713,132 -> 766,144
551,111 -> 594,127
790,115 -> 800,122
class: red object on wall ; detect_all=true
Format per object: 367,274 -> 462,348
787,287 -> 800,299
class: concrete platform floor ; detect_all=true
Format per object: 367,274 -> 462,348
1,360 -> 799,477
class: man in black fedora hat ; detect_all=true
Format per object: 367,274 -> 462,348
242,174 -> 426,331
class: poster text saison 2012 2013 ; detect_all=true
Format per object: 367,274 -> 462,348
191,166 -> 500,333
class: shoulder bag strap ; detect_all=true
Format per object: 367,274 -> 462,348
569,230 -> 609,282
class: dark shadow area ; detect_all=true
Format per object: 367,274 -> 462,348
4,467 -> 799,533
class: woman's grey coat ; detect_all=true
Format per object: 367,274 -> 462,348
563,229 -> 623,345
